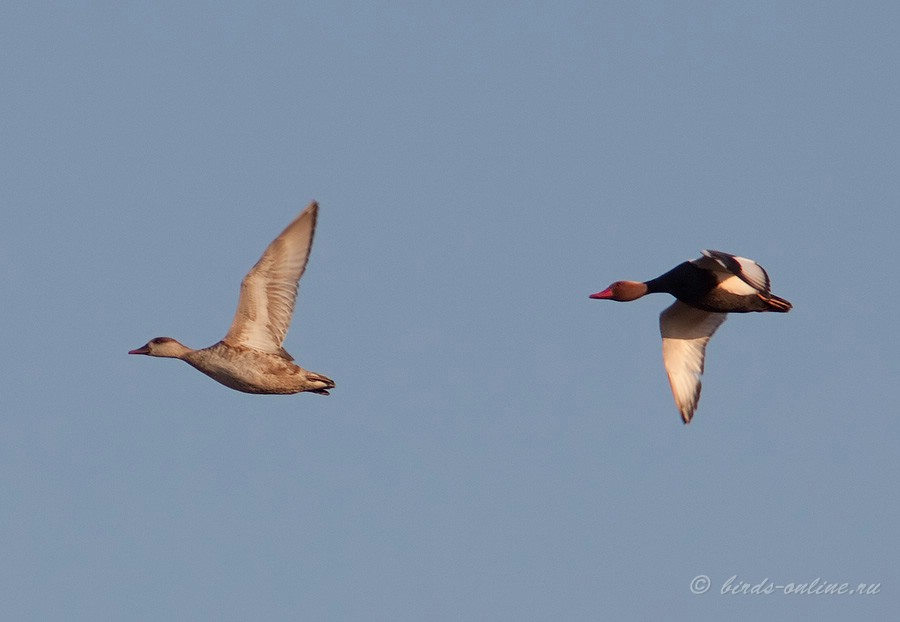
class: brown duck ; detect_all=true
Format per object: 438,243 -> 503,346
129,201 -> 335,395
590,250 -> 791,423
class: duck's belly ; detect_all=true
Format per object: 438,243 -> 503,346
682,290 -> 769,313
202,369 -> 301,394
186,350 -> 304,394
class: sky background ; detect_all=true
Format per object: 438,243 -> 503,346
2,1 -> 898,619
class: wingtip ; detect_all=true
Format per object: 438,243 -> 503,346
298,200 -> 319,218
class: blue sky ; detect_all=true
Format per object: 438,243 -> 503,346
2,1 -> 897,619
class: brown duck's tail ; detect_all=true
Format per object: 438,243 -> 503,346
764,293 -> 793,312
306,372 -> 336,395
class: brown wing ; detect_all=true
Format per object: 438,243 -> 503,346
222,202 -> 318,355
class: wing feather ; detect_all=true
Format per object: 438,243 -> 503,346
699,249 -> 771,293
659,301 -> 727,423
223,202 -> 318,354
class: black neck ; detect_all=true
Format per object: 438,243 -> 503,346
645,261 -> 717,298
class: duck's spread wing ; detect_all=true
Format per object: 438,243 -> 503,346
699,249 -> 771,293
659,301 -> 727,424
223,201 -> 318,354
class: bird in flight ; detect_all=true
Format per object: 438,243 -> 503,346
590,250 -> 791,423
129,201 -> 335,396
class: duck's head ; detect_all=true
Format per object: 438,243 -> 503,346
589,280 -> 648,302
128,337 -> 188,358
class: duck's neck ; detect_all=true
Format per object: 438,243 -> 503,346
645,261 -> 717,299
644,267 -> 685,295
159,340 -> 195,359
